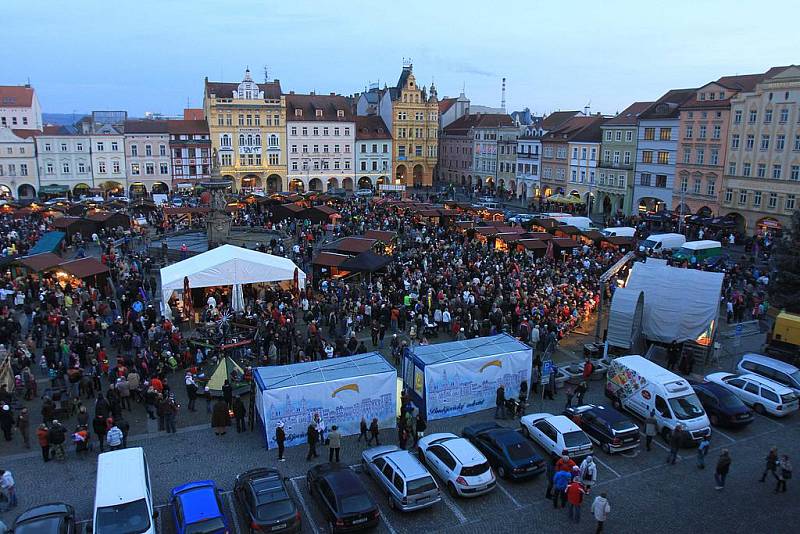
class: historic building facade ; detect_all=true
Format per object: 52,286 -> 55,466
0,128 -> 39,199
516,133 -> 541,201
721,66 -> 800,233
204,69 -> 286,193
597,102 -> 651,215
566,116 -> 605,208
168,119 -> 211,190
285,93 -> 355,192
354,115 -> 392,190
124,120 -> 172,197
0,85 -> 42,130
35,125 -> 93,198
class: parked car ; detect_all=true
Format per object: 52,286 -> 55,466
562,404 -> 640,454
461,422 -> 545,480
361,445 -> 441,511
169,480 -> 229,534
306,463 -> 379,533
737,353 -> 800,396
690,381 -> 754,427
355,188 -> 374,198
13,503 -> 77,534
417,432 -> 496,498
234,468 -> 301,533
520,413 -> 593,459
704,372 -> 799,417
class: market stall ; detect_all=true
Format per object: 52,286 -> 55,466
254,352 -> 398,448
402,333 -> 532,421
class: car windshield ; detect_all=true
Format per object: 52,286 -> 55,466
780,393 -> 797,404
563,431 -> 591,448
407,476 -> 437,495
718,392 -> 747,410
460,462 -> 490,477
668,394 -> 706,420
642,239 -> 656,249
15,518 -> 63,534
789,370 -> 800,386
256,499 -> 295,521
185,517 -> 227,534
506,441 -> 536,461
94,499 -> 151,534
339,494 -> 373,515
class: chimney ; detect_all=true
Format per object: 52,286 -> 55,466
310,91 -> 315,96
330,92 -> 336,96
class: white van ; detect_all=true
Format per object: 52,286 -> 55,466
92,447 -> 156,534
606,355 -> 711,443
558,216 -> 597,231
639,233 -> 686,254
601,227 -> 636,238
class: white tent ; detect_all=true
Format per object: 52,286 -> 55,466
625,260 -> 723,344
160,244 -> 306,310
607,288 -> 645,350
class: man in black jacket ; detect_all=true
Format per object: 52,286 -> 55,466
275,422 -> 286,462
495,385 -> 506,419
306,423 -> 319,460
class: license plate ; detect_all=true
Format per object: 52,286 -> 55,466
353,518 -> 368,524
271,524 -> 286,531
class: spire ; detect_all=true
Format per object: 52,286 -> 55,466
243,67 -> 253,82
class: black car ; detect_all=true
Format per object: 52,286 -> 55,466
462,422 -> 545,480
13,503 -> 78,534
563,404 -> 640,454
306,464 -> 380,533
234,468 -> 301,533
691,381 -> 754,427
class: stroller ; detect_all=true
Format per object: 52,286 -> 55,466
504,397 -> 526,418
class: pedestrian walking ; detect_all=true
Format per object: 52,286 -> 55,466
592,492 -> 611,534
232,396 -> 246,433
205,386 -> 213,415
106,423 -> 123,451
575,381 -> 588,405
552,469 -> 570,509
643,411 -> 657,452
775,454 -> 792,493
367,417 -> 380,446
760,446 -> 779,482
328,425 -> 341,462
185,373 -> 198,412
715,449 -> 731,490
276,422 -> 286,462
696,436 -> 710,469
0,404 -> 13,441
306,423 -> 319,461
544,458 -> 556,499
164,394 -> 178,434
565,478 -> 586,522
666,424 -> 683,464
16,408 -> 30,449
415,413 -> 426,446
36,424 -> 50,463
495,384 -> 506,419
222,380 -> 233,407
48,420 -> 67,460
580,456 -> 597,492
211,400 -> 230,436
357,417 -> 368,443
0,470 -> 16,512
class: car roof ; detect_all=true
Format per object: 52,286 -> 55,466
15,503 -> 71,524
383,450 -> 430,479
573,404 -> 630,423
741,353 -> 799,373
95,447 -> 149,508
438,437 -> 484,463
546,415 -> 582,432
739,373 -> 795,394
319,466 -> 363,494
694,381 -> 734,398
172,481 -> 222,524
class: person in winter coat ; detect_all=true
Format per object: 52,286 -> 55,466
328,425 -> 342,462
357,417 -> 368,443
48,420 -> 67,460
106,423 -> 123,450
306,423 -> 319,461
0,404 -> 13,441
556,452 -> 577,473
15,408 -> 30,449
552,469 -> 571,508
415,413 -> 427,445
92,415 -> 108,452
232,396 -> 246,433
211,400 -> 230,435
580,456 -> 597,492
565,478 -> 587,523
775,454 -> 792,493
545,458 -> 557,499
495,385 -> 506,419
36,424 -> 50,462
185,373 -> 198,412
760,446 -> 779,482
643,411 -> 657,451
697,436 -> 710,469
222,379 -> 233,407
715,449 -> 732,489
666,424 -> 684,464
367,418 -> 380,446
275,422 -> 286,462
592,492 -> 611,533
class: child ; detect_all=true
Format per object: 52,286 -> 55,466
697,436 -> 710,469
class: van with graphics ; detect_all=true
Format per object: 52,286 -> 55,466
605,355 -> 711,445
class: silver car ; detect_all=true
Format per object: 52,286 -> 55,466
361,445 -> 441,511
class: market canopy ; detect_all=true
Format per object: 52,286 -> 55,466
58,257 -> 109,279
18,252 -> 63,272
340,251 -> 393,273
29,231 -> 65,255
160,244 -> 306,305
625,260 -> 723,344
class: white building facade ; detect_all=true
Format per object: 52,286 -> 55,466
355,115 -> 392,190
0,85 -> 42,130
35,126 -> 93,198
89,134 -> 126,195
124,120 -> 172,197
516,135 -> 541,200
0,128 -> 39,199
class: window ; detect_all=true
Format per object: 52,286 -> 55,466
77,143 -> 83,151
159,144 -> 166,156
613,151 -> 620,165
780,108 -> 789,123
605,130 -> 612,141
269,134 -> 278,147
644,127 -> 655,140
680,175 -> 688,192
615,130 -> 622,141
145,144 -> 152,156
707,179 -> 715,196
642,151 -> 653,164
290,127 -> 297,136
712,125 -> 721,139
221,153 -> 232,166
776,135 -> 785,151
302,145 -> 308,153
791,165 -> 800,181
98,161 -> 106,173
696,148 -> 704,165
415,145 -> 422,156
131,163 -> 140,175
698,125 -> 706,139
46,162 -> 54,174
571,170 -> 577,182
760,135 -> 770,150
683,148 -> 691,164
78,162 -> 86,173
795,135 -> 800,151
656,174 -> 667,188
640,172 -> 651,186
291,161 -> 298,171
773,165 -> 782,179
572,147 -> 578,159
734,110 -> 742,124
749,110 -> 757,123
768,192 -> 778,208
59,142 -> 67,152
145,162 -> 155,175
757,163 -> 766,178
626,131 -> 633,142
96,141 -> 104,151
731,134 -> 740,149
624,151 -> 631,165
113,161 -> 120,173
746,135 -> 754,150
238,114 -> 245,125
738,190 -> 748,205
728,162 -> 737,175
787,194 -> 796,211
398,146 -> 406,158
743,162 -> 751,177
313,127 -> 319,136
344,128 -> 350,136
724,188 -> 733,203
765,109 -> 773,123
693,178 -> 702,194
710,149 -> 719,165
62,162 -> 70,174
657,151 -> 669,165
753,191 -> 762,207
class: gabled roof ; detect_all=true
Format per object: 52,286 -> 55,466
0,86 -> 34,107
639,89 -> 697,120
42,125 -> 72,135
541,111 -> 580,131
681,67 -> 792,110
438,98 -> 457,114
543,115 -> 601,142
10,129 -> 41,139
443,113 -> 513,135
124,120 -> 169,134
397,65 -> 412,90
603,102 -> 653,126
285,93 -> 354,122
205,79 -> 282,100
571,115 -> 607,142
167,119 -> 209,135
355,115 -> 391,140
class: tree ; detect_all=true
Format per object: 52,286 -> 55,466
769,210 -> 800,313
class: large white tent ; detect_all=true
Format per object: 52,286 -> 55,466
160,244 -> 306,312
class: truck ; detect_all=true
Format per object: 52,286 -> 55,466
764,311 -> 800,366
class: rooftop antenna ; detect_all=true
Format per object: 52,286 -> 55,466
501,77 -> 507,112
263,65 -> 269,83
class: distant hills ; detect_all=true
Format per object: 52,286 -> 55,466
43,112 -> 87,126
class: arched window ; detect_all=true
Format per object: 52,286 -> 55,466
255,134 -> 261,146
269,134 -> 279,147
247,134 -> 253,146
239,134 -> 245,146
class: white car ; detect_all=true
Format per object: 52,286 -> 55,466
704,372 -> 799,417
417,433 -> 495,498
520,413 -> 593,459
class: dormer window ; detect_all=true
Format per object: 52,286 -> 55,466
337,110 -> 344,118
699,93 -> 706,101
295,109 -> 302,117
316,109 -> 323,117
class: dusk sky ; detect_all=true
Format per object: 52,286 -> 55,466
3,0 -> 796,118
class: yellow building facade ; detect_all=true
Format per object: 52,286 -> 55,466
389,64 -> 439,187
203,68 -> 287,192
